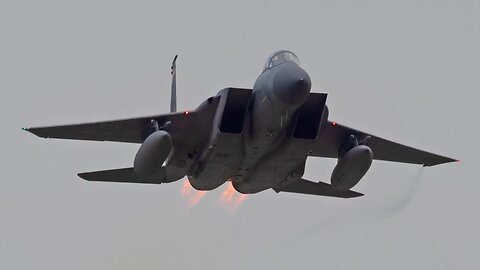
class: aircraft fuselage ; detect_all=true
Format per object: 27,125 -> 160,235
232,62 -> 311,193
187,58 -> 313,194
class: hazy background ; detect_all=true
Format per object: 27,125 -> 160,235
1,1 -> 478,269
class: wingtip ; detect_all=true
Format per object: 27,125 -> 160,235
77,172 -> 93,181
348,191 -> 364,198
22,127 -> 45,138
22,127 -> 36,136
333,190 -> 364,198
423,156 -> 459,167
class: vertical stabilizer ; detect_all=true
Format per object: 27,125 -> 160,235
170,55 -> 178,112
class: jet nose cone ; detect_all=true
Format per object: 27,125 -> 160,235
295,77 -> 310,91
273,63 -> 311,105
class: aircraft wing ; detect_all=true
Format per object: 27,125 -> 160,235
311,121 -> 457,167
25,111 -> 205,144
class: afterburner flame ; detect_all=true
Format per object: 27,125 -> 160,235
181,179 -> 206,207
181,180 -> 191,195
221,183 -> 236,203
234,194 -> 248,208
220,182 -> 248,212
180,180 -> 247,211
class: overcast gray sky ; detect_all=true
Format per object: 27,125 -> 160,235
1,0 -> 478,269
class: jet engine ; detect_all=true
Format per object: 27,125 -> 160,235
134,130 -> 172,177
331,145 -> 373,191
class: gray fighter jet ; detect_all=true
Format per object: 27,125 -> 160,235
25,51 -> 457,198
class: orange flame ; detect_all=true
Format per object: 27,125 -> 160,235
181,179 -> 206,207
234,194 -> 248,208
181,180 -> 191,195
221,183 -> 236,203
220,182 -> 248,212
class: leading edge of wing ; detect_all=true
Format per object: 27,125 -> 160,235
23,111 -> 196,144
312,121 -> 458,167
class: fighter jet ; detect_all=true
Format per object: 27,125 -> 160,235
25,51 -> 457,198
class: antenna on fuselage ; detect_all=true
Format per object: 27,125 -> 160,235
170,55 -> 178,113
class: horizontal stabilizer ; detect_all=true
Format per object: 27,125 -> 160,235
274,178 -> 363,198
78,167 -> 166,184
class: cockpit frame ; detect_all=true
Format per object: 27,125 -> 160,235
263,50 -> 301,71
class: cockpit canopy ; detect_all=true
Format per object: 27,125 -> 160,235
263,50 -> 300,71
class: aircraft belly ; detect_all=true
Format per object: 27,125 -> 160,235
189,88 -> 325,194
232,138 -> 313,194
188,132 -> 243,190
231,88 -> 297,186
231,91 -> 323,193
233,160 -> 305,194
187,88 -> 252,190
